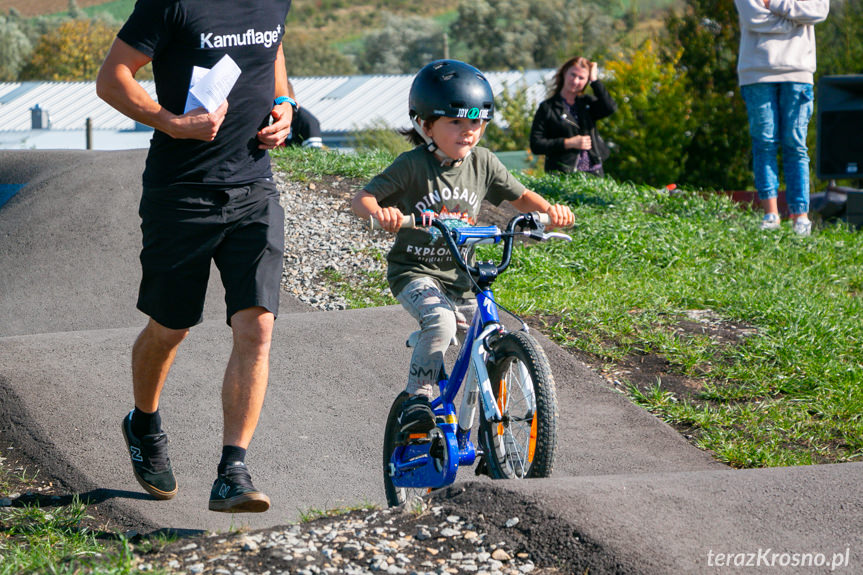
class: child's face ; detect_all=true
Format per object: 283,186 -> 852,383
424,117 -> 485,160
562,64 -> 590,97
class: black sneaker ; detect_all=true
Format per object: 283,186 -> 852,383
209,462 -> 271,513
121,410 -> 177,500
397,395 -> 436,435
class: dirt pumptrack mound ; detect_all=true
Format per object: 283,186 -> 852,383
1,150 -> 860,573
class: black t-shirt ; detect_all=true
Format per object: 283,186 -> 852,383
118,0 -> 292,187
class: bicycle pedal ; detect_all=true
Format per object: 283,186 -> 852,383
395,431 -> 432,446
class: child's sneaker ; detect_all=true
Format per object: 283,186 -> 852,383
397,395 -> 436,434
209,462 -> 270,513
760,213 -> 781,230
792,217 -> 812,236
121,410 -> 177,500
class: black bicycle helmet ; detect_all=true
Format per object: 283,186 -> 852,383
409,60 -> 495,122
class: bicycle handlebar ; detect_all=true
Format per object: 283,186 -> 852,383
369,212 -> 550,230
370,211 -> 570,285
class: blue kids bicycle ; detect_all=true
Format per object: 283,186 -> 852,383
376,211 -> 572,507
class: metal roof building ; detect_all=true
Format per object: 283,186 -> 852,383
0,69 -> 553,150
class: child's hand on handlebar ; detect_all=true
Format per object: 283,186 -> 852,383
545,204 -> 575,229
374,207 -> 405,233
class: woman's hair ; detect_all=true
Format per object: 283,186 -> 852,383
549,56 -> 591,99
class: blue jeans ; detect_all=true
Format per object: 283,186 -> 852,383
741,82 -> 814,215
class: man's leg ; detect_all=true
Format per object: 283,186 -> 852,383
208,306 -> 274,513
132,318 -> 190,413
209,180 -> 282,513
222,306 -> 274,448
122,318 -> 188,500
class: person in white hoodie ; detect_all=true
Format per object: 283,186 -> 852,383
735,0 -> 830,236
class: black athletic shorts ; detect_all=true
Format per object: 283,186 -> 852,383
137,179 -> 284,329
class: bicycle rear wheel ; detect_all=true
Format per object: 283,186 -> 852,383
479,331 -> 558,479
383,392 -> 430,508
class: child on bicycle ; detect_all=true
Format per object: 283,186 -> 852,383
352,60 -> 574,434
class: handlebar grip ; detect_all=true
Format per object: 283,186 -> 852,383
369,214 -> 416,231
532,211 -> 575,229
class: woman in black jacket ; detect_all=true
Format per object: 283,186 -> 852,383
530,57 -> 617,175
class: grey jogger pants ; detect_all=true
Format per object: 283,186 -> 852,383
395,277 -> 476,398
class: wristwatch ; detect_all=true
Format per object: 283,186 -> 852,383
274,96 -> 298,112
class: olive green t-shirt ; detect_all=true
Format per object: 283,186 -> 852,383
364,146 -> 526,298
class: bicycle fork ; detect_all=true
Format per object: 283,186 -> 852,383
459,323 -> 503,430
461,324 -> 537,428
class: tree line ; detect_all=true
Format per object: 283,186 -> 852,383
1,0 -> 861,190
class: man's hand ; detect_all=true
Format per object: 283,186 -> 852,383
257,103 -> 293,149
169,101 -> 228,141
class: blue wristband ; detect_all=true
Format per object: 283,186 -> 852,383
274,96 -> 297,110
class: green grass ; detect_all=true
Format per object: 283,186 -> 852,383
82,0 -> 135,21
0,455 -> 170,574
297,501 -> 378,523
320,261 -> 397,309
275,146 -> 863,469
496,172 -> 863,468
0,496 -> 162,574
272,146 -> 393,182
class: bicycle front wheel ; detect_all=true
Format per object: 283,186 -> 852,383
479,331 -> 558,479
383,392 -> 430,509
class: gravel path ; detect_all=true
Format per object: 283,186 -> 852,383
136,503 -> 551,575
277,173 -> 391,311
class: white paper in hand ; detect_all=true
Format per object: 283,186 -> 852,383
183,66 -> 209,113
185,54 -> 241,113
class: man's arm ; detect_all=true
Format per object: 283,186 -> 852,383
274,47 -> 290,103
96,37 -> 227,141
257,43 -> 293,149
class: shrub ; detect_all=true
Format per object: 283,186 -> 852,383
19,18 -> 117,81
483,82 -> 535,152
602,41 -> 695,187
0,16 -> 32,81
351,119 -> 413,156
662,0 -> 751,190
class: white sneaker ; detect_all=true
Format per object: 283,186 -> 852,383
760,213 -> 781,230
792,217 -> 812,236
